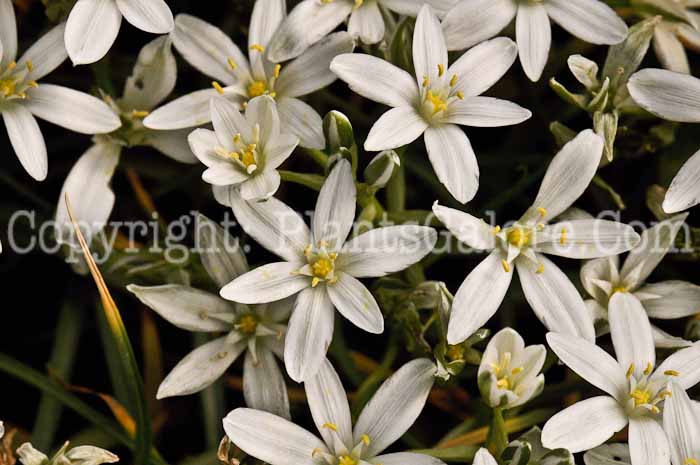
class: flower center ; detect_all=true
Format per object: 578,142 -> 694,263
312,426 -> 372,465
312,258 -> 334,279
0,60 -> 38,100
338,456 -> 357,465
235,314 -> 258,335
419,64 -> 464,121
490,351 -> 524,392
247,80 -> 267,98
625,362 -> 678,415
506,227 -> 531,248
214,127 -> 262,175
299,242 -> 339,288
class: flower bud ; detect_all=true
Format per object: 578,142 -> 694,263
323,110 -> 355,154
364,150 -> 400,188
64,447 -> 119,465
17,444 -> 48,465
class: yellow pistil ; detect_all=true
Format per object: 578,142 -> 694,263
339,456 -> 358,465
250,44 -> 265,53
312,258 -> 334,279
228,58 -> 237,70
247,80 -> 267,98
559,227 -> 568,245
507,227 -> 531,248
237,315 -> 258,334
426,90 -> 447,114
437,63 -> 445,77
212,81 -> 225,94
501,259 -> 511,273
241,144 -> 257,168
630,388 -> 651,407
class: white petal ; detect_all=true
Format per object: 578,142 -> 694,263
327,273 -> 384,334
517,254 -> 596,341
55,142 -> 121,243
524,129 -> 603,224
447,36 -> 518,97
541,396 -> 628,453
338,225 -> 437,278
365,106 -> 428,151
447,249 -> 513,345
348,2 -> 384,44
354,358 -> 436,457
608,292 -> 655,378
249,0 -> 286,50
171,14 -> 248,85
372,453 -> 446,465
127,284 -> 234,331
424,124 -> 479,204
413,5 -> 448,84
145,129 -> 198,164
240,170 -> 281,201
211,95 -> 253,143
432,203 -> 495,250
330,53 -> 420,108
243,349 -> 290,419
196,213 -> 249,287
472,449 -> 498,465
442,0 -> 517,51
443,96 -> 531,127
228,192 -> 311,262
284,286 -> 335,382
619,213 -> 688,289
223,408 -> 326,465
628,417 -> 670,465
157,336 -> 244,398
382,0 -> 457,17
627,69 -> 700,122
276,32 -> 355,98
121,36 -> 177,111
220,262 -> 309,304
516,2 -> 552,82
638,281 -> 700,319
65,0 -> 122,65
651,325 -> 693,349
654,342 -> 700,389
203,165 -> 249,187
265,133 -> 299,169
664,148 -> 700,213
304,359 -> 353,449
0,0 -> 17,66
546,332 -> 627,400
663,382 -> 700,465
580,256 -> 620,303
2,103 -> 47,181
312,159 -> 356,250
545,0 -> 628,45
277,97 -> 324,149
267,0 -> 353,63
653,25 -> 690,74
116,0 -> 173,33
535,219 -> 640,259
18,22 -> 67,81
145,89 -> 232,130
24,84 -> 121,134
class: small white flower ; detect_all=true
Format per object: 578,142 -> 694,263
64,0 -> 174,65
433,130 -> 639,345
54,36 -> 196,246
331,5 -> 531,203
542,295 -> 700,459
627,68 -> 700,213
144,0 -> 355,149
128,214 -> 292,418
0,5 -> 121,181
663,381 -> 700,465
651,2 -> 700,74
17,442 -> 118,465
188,96 -> 298,201
219,159 -> 437,381
266,0 -> 459,62
478,328 -> 545,409
582,213 -> 700,348
441,0 -> 628,81
223,358 -> 442,465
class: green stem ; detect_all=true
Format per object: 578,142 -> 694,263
195,333 -> 226,449
386,159 -> 406,212
486,407 -> 508,458
302,148 -> 329,170
593,174 -> 626,210
279,170 -> 325,191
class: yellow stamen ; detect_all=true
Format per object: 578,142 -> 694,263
339,456 -> 358,465
644,362 -> 653,376
322,422 -> 338,431
426,90 -> 447,114
25,60 -> 34,72
131,110 -> 150,118
227,58 -> 238,70
511,367 -> 524,375
664,370 -> 680,377
501,259 -> 511,273
27,80 -> 38,88
247,80 -> 267,98
422,76 -> 430,87
7,61 -> 16,70
212,81 -> 225,95
492,225 -> 501,234
312,258 -> 334,279
311,277 -> 321,288
361,435 -> 370,445
630,388 -> 651,406
536,263 -> 545,274
507,227 -> 531,248
684,459 -> 698,465
437,63 -> 445,77
354,0 -> 363,7
250,44 -> 265,53
274,64 -> 282,78
612,285 -> 627,294
496,378 -> 510,390
626,363 -> 635,379
559,227 -> 568,245
237,314 -> 258,334
455,91 -> 464,100
450,74 -> 458,87
537,207 -> 547,217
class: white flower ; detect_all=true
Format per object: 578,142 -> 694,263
627,68 -> 700,213
472,448 -> 499,465
441,0 -> 628,81
17,442 -> 118,465
144,1 -> 355,149
433,130 -> 639,345
188,96 -> 298,201
266,0 -> 459,62
54,36 -> 196,246
663,381 -> 700,465
478,328 -> 545,409
219,159 -> 438,381
223,358 -> 442,465
128,214 -> 292,418
652,3 -> 700,74
584,443 -> 631,465
582,213 -> 700,349
541,294 -> 700,459
331,5 -> 532,203
64,0 -> 174,65
0,4 -> 121,181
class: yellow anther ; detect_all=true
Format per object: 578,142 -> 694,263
7,61 -> 16,70
304,244 -> 313,258
322,422 -> 338,431
536,263 -> 545,274
27,80 -> 38,88
216,351 -> 228,359
456,91 -> 464,100
354,0 -> 363,7
644,362 -> 653,376
25,60 -> 34,72
274,64 -> 282,78
537,207 -> 547,217
630,388 -> 651,406
339,456 -> 358,465
450,74 -> 458,87
492,225 -> 502,234
233,133 -> 242,145
684,459 -> 698,465
227,58 -> 238,70
250,44 -> 265,53
361,435 -> 370,445
131,110 -> 150,118
312,258 -> 334,279
422,76 -> 430,87
312,277 -> 321,288
626,363 -> 635,379
268,91 -> 277,98
496,378 -> 510,390
612,285 -> 627,294
437,63 -> 445,77
559,227 -> 568,245
501,259 -> 511,273
247,80 -> 267,98
311,449 -> 323,458
664,370 -> 680,377
651,405 -> 660,414
212,81 -> 225,95
511,367 -> 524,375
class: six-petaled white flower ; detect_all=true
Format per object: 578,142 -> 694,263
144,0 -> 354,149
441,0 -> 628,81
188,96 -> 298,202
219,159 -> 437,381
64,0 -> 174,65
542,294 -> 700,461
433,130 -> 640,345
223,358 -> 442,465
663,381 -> 700,465
128,214 -> 293,418
651,2 -> 700,74
478,327 -> 546,410
331,5 -> 532,203
0,1 -> 121,181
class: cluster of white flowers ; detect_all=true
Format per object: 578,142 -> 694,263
6,0 -> 700,464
